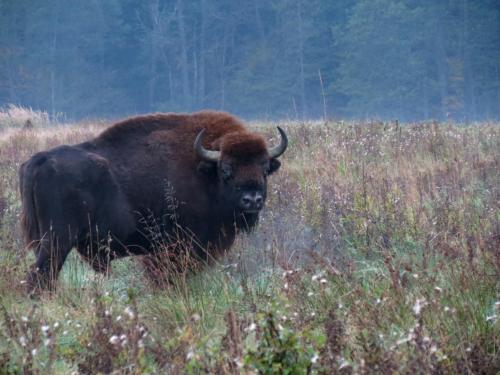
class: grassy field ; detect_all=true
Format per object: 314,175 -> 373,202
0,108 -> 498,374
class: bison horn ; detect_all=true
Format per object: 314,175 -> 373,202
269,126 -> 288,158
194,129 -> 221,162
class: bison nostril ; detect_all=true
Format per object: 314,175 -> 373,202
241,196 -> 252,207
240,192 -> 264,211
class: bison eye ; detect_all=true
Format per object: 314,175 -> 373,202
261,162 -> 270,176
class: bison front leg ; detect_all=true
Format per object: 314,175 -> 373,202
25,230 -> 72,294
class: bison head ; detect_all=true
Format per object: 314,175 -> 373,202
194,127 -> 287,217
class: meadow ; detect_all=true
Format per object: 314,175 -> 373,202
0,107 -> 498,374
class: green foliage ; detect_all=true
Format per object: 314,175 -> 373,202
0,1 -> 499,120
245,311 -> 316,374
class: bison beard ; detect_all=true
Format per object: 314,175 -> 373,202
19,111 -> 287,293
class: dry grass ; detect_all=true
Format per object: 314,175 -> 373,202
0,105 -> 52,130
0,110 -> 498,373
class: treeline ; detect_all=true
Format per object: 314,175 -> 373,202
0,0 -> 499,121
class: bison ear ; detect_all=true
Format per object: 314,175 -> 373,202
268,158 -> 281,175
197,161 -> 217,177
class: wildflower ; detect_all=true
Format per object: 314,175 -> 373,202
307,292 -> 314,297
311,353 -> 319,364
235,358 -> 244,368
44,339 -> 51,347
282,270 -> 293,277
443,306 -> 452,313
191,313 -> 200,322
116,315 -> 122,322
31,348 -> 37,356
53,322 -> 59,329
434,286 -> 443,293
109,335 -> 120,344
41,325 -> 50,333
319,278 -> 327,284
245,323 -> 256,332
396,336 -> 411,346
338,358 -> 350,370
277,323 -> 284,331
19,336 -> 27,347
21,316 -> 29,322
486,315 -> 497,322
412,298 -> 427,315
124,306 -> 135,319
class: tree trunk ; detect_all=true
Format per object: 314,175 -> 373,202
199,0 -> 207,107
297,0 -> 306,119
177,0 -> 190,109
147,0 -> 161,111
462,0 -> 477,120
434,14 -> 448,119
50,1 -> 59,119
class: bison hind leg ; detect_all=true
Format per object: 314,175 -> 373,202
25,231 -> 73,295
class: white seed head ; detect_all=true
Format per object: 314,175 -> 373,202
124,306 -> 135,319
245,323 -> 257,332
109,335 -> 119,344
19,336 -> 27,347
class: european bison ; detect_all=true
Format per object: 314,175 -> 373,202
19,111 -> 287,292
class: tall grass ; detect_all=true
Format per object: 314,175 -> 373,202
0,105 -> 51,130
0,116 -> 498,373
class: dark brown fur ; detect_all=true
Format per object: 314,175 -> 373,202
19,111 -> 285,291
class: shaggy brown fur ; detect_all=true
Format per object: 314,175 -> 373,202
19,111 -> 287,292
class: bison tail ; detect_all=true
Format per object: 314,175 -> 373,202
19,158 -> 43,249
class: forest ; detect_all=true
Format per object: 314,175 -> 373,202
1,0 -> 499,121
